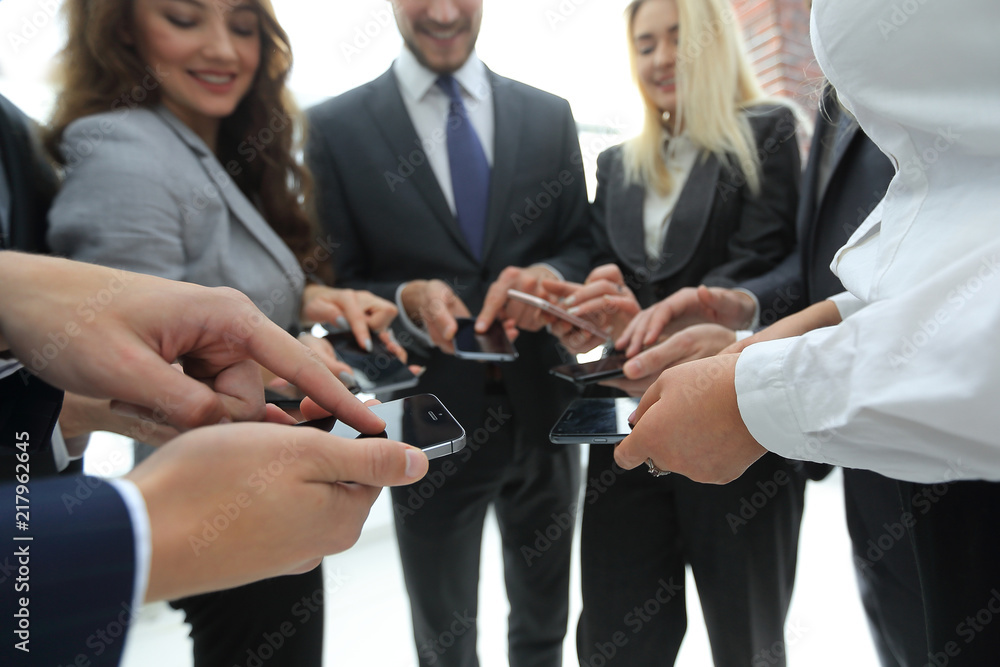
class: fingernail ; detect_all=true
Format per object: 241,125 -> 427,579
413,366 -> 427,377
624,360 -> 639,377
219,416 -> 233,424
338,372 -> 360,392
564,296 -> 576,307
627,409 -> 637,427
405,448 -> 424,478
364,338 -> 373,352
335,316 -> 349,330
567,306 -> 580,315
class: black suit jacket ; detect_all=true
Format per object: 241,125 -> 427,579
0,93 -> 58,253
591,105 -> 800,308
0,94 -> 64,477
740,91 -> 895,323
307,68 -> 591,442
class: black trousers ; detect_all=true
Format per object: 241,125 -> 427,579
844,469 -> 926,667
169,567 -> 325,666
576,451 -> 805,667
897,479 -> 1000,667
391,394 -> 580,667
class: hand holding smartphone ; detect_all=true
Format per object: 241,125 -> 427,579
298,394 -> 466,460
506,288 -> 609,341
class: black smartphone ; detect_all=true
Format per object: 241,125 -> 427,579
549,397 -> 640,445
264,387 -> 308,408
325,331 -> 419,394
453,317 -> 518,362
298,393 -> 466,459
549,351 -> 627,386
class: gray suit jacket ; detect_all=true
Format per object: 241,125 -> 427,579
47,106 -> 304,330
307,67 -> 592,441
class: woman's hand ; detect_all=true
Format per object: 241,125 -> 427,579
301,285 -> 398,351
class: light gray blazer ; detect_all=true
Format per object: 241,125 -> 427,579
48,105 -> 304,330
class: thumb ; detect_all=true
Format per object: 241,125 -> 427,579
304,431 -> 429,486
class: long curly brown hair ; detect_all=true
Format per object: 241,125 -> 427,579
46,0 -> 333,283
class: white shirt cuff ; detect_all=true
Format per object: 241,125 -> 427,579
733,288 -> 761,330
735,337 -> 816,462
394,282 -> 435,348
107,478 -> 152,607
828,291 -> 866,320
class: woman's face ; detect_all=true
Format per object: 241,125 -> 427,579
130,0 -> 261,142
632,0 -> 680,119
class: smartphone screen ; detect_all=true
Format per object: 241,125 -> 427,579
453,318 -> 518,361
549,352 -> 627,385
298,393 -> 466,459
549,397 -> 640,444
326,331 -> 419,394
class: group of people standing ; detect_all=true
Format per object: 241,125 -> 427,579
2,0 -> 999,666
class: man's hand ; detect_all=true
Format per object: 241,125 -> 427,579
477,265 -> 558,333
0,252 -> 384,436
600,324 -> 737,396
400,279 -> 471,354
617,286 -> 756,356
128,422 -> 429,602
613,354 -> 766,484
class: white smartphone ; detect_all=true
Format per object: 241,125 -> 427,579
506,288 -> 609,341
298,394 -> 466,459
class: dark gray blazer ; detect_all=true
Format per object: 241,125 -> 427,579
592,105 -> 801,308
741,91 -> 895,324
47,106 -> 304,330
307,67 -> 592,441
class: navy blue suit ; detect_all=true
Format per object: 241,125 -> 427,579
0,476 -> 136,666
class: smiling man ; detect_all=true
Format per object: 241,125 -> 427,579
306,1 -> 593,665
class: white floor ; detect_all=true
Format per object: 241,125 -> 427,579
85,435 -> 881,667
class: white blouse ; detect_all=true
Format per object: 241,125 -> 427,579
642,132 -> 699,259
734,0 -> 1000,483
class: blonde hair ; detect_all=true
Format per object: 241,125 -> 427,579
622,0 -> 791,195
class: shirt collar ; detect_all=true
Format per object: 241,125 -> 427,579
395,47 -> 491,104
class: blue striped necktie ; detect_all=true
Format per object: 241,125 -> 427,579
437,75 -> 490,260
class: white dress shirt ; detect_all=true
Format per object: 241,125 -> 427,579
642,131 -> 699,260
735,0 -> 1000,483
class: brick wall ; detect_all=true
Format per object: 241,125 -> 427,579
733,0 -> 824,113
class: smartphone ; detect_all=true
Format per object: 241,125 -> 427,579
264,387 -> 309,409
453,317 -> 518,362
325,331 -> 419,394
298,393 -> 466,459
549,397 -> 640,445
549,351 -> 627,386
506,288 -> 609,341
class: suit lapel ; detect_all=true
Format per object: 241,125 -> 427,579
152,106 -> 302,281
479,72 -> 520,262
606,171 -> 648,274
364,70 -> 475,260
655,153 -> 720,280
